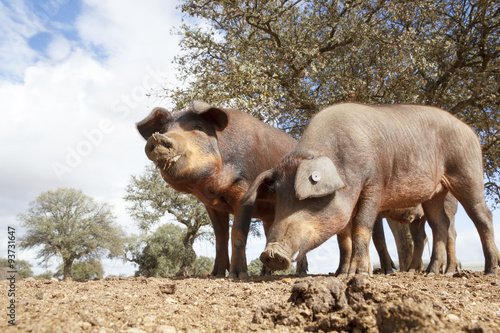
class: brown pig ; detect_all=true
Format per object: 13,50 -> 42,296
242,103 -> 500,276
136,100 -> 296,278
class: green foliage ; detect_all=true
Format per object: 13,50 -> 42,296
0,258 -> 33,278
55,259 -> 104,280
170,0 -> 500,206
124,224 -> 216,277
33,271 -> 55,279
247,258 -> 264,276
124,223 -> 186,277
192,256 -> 215,275
247,258 -> 296,276
18,188 -> 126,280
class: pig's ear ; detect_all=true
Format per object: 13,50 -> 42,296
295,156 -> 345,200
241,169 -> 276,206
136,107 -> 172,140
191,100 -> 229,131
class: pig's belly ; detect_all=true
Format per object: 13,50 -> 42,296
379,176 -> 443,211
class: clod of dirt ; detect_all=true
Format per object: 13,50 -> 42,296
377,299 -> 450,333
254,275 -> 475,332
159,283 -> 176,294
290,276 -> 348,314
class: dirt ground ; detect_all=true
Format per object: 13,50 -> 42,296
1,270 -> 499,333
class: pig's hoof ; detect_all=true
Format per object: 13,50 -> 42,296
295,271 -> 307,277
484,270 -> 498,276
211,268 -> 227,278
260,249 -> 291,272
228,271 -> 249,279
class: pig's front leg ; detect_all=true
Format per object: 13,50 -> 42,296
206,208 -> 230,277
229,203 -> 255,279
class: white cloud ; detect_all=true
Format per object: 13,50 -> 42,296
46,34 -> 73,61
0,0 -> 183,277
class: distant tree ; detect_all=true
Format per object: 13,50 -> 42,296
123,223 -> 186,277
169,0 -> 499,206
18,188 -> 126,280
247,258 -> 296,276
0,258 -> 33,278
33,271 -> 55,279
55,259 -> 104,280
192,256 -> 215,276
124,164 -> 214,276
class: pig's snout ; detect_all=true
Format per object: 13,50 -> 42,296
145,132 -> 176,160
260,242 -> 291,272
145,133 -> 183,173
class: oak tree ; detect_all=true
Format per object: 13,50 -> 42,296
168,0 -> 499,205
18,188 -> 125,280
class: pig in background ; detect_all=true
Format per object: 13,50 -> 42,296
365,193 -> 458,276
243,103 -> 500,276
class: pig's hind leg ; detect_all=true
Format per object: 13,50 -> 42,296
451,186 -> 500,275
408,217 -> 427,272
372,215 -> 396,274
421,191 -> 450,274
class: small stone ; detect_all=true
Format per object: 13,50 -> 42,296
154,325 -> 177,333
163,297 -> 177,304
447,314 -> 460,323
80,322 -> 92,329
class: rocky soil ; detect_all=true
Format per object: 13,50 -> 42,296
1,270 -> 499,332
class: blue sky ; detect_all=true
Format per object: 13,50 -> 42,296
0,0 -> 498,277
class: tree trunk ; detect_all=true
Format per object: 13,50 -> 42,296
387,219 -> 414,271
176,226 -> 198,277
62,258 -> 74,281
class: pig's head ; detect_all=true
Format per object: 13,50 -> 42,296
243,153 -> 349,271
136,100 -> 228,185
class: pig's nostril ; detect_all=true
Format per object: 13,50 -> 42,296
147,142 -> 155,154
